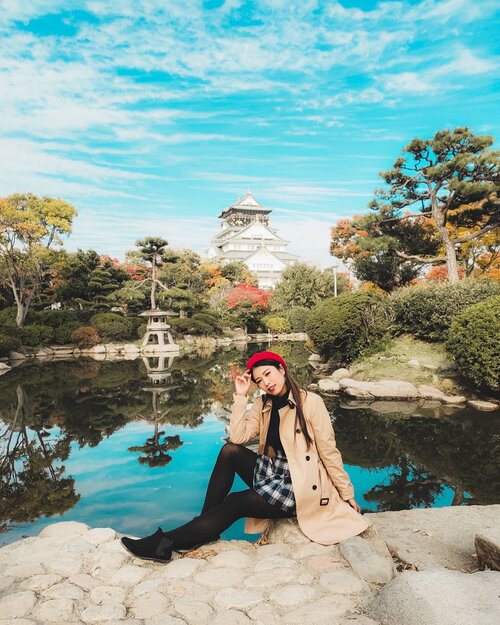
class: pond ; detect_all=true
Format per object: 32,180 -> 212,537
1,342 -> 498,547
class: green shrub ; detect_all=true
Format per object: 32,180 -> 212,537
137,323 -> 147,339
28,308 -> 91,328
72,326 -> 101,348
286,306 -> 310,332
170,317 -> 213,335
19,324 -> 54,346
0,332 -> 21,356
446,295 -> 500,391
306,291 -> 392,364
192,312 -> 221,333
0,307 -> 18,330
391,279 -> 500,341
53,321 -> 81,345
90,312 -> 134,340
262,316 -> 291,333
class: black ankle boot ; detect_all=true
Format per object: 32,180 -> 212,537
121,527 -> 173,563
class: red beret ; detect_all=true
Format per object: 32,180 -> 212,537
246,351 -> 287,372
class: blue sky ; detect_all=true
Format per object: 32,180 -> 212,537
1,0 -> 498,267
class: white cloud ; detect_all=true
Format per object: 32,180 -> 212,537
68,209 -> 216,258
383,72 -> 435,95
272,211 -> 344,269
0,138 -> 159,203
382,46 -> 497,95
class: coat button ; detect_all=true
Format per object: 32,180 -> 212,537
312,485 -> 317,490
305,455 -> 310,461
296,428 -> 301,434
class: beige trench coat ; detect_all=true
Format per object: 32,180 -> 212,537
229,390 -> 369,545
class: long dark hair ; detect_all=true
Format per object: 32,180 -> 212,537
254,362 -> 313,449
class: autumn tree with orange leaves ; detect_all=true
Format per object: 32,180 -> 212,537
331,212 -> 440,292
331,128 -> 499,289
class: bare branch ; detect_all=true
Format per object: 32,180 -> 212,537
46,225 -> 56,249
452,222 -> 499,244
395,251 -> 446,264
381,211 -> 432,223
131,278 -> 152,290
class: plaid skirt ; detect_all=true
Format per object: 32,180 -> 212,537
253,450 -> 296,513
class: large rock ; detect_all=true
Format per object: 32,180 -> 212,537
339,535 -> 395,584
339,378 -> 419,399
468,400 -> 499,411
331,367 -> 351,380
318,378 -> 341,393
341,399 -> 424,415
475,530 -> 500,571
308,353 -> 322,363
442,394 -> 466,404
39,521 -> 90,538
366,505 -> 500,571
368,568 -> 500,625
418,385 -> 446,401
264,518 -> 310,544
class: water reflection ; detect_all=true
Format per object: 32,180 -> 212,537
128,356 -> 183,467
0,344 -> 498,542
0,384 -> 79,533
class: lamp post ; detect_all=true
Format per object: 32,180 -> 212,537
332,260 -> 339,297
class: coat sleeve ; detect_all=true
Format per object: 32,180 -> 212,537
229,394 -> 262,444
308,395 -> 355,501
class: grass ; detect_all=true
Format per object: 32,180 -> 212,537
350,335 -> 462,393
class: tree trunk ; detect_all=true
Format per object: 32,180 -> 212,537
431,195 -> 460,283
16,301 -> 30,327
151,257 -> 157,310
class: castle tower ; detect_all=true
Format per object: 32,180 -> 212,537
207,192 -> 298,289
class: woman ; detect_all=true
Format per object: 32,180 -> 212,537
121,350 -> 368,563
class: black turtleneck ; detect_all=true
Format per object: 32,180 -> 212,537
265,392 -> 290,455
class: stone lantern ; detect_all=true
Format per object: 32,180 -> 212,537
140,309 -> 179,354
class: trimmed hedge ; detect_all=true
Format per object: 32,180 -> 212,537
446,295 -> 500,391
170,318 -> 214,335
262,316 -> 291,333
53,321 -> 81,345
90,312 -> 134,340
19,324 -> 54,346
0,332 -> 21,356
191,312 -> 222,333
391,279 -> 500,342
286,306 -> 310,332
306,291 -> 392,363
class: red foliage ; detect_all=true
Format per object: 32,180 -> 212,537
226,283 -> 271,310
425,265 -> 465,282
99,254 -> 145,281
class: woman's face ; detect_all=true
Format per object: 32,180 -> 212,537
252,364 -> 287,397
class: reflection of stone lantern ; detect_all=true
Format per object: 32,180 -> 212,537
140,309 -> 179,354
141,355 -> 177,393
127,354 -> 182,467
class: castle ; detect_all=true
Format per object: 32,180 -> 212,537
207,192 -> 298,289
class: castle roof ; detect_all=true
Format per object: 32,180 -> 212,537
212,219 -> 287,244
218,191 -> 271,219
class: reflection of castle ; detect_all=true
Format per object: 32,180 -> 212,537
207,192 -> 299,289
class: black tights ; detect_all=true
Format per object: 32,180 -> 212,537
163,442 -> 294,549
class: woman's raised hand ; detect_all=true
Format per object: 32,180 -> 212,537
235,372 -> 251,397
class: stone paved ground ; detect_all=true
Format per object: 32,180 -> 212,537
0,522 -> 380,625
